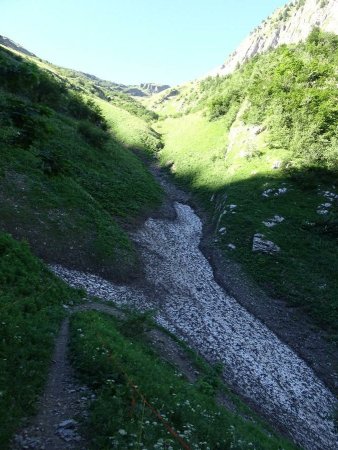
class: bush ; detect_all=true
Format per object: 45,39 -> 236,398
38,147 -> 69,176
4,97 -> 52,148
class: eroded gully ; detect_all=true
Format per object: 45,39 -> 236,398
51,180 -> 338,450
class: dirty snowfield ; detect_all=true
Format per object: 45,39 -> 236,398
52,202 -> 337,450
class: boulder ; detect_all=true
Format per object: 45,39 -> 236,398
252,233 -> 280,254
263,215 -> 285,227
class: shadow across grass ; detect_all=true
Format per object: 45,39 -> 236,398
165,164 -> 338,338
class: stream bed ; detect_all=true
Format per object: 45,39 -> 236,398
52,202 -> 338,450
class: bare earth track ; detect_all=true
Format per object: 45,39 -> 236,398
12,319 -> 91,450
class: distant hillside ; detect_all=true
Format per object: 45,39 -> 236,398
140,82 -> 170,95
0,34 -> 169,98
59,69 -> 170,98
209,0 -> 338,77
0,35 -> 36,57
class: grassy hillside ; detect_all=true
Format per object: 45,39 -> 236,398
0,233 -> 79,448
0,46 -> 162,280
54,65 -> 159,122
142,84 -> 195,116
95,98 -> 163,155
156,30 -> 338,337
5,43 -> 160,123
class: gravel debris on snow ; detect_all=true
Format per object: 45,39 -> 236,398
51,202 -> 338,450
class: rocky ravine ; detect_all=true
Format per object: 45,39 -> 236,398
209,0 -> 338,77
52,199 -> 338,450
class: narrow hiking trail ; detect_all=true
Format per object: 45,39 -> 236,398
12,302 -> 123,450
12,319 -> 91,450
11,301 -> 208,450
51,198 -> 338,450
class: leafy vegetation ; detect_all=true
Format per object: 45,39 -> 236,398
156,30 -> 338,336
70,311 -> 296,450
201,29 -> 338,172
0,233 -> 80,448
0,47 -> 107,127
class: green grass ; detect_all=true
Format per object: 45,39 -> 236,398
156,112 -> 229,190
0,46 -> 162,279
70,310 -> 296,450
0,233 -> 81,449
95,98 -> 162,155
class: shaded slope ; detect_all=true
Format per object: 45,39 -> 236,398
0,46 -> 162,280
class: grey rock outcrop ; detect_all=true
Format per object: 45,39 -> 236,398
140,83 -> 170,94
124,87 -> 147,97
208,0 -> 338,78
252,233 -> 281,254
263,215 -> 285,228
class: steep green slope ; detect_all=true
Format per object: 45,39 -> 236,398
0,44 -> 164,449
0,46 -> 162,280
0,232 -> 79,448
10,48 -> 159,123
95,98 -> 163,155
156,30 -> 338,336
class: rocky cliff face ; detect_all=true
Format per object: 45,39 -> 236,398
209,0 -> 338,77
140,83 -> 170,95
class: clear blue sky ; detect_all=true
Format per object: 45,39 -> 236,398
1,0 -> 286,86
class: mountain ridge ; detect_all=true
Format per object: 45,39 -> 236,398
0,35 -> 169,97
0,34 -> 36,57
